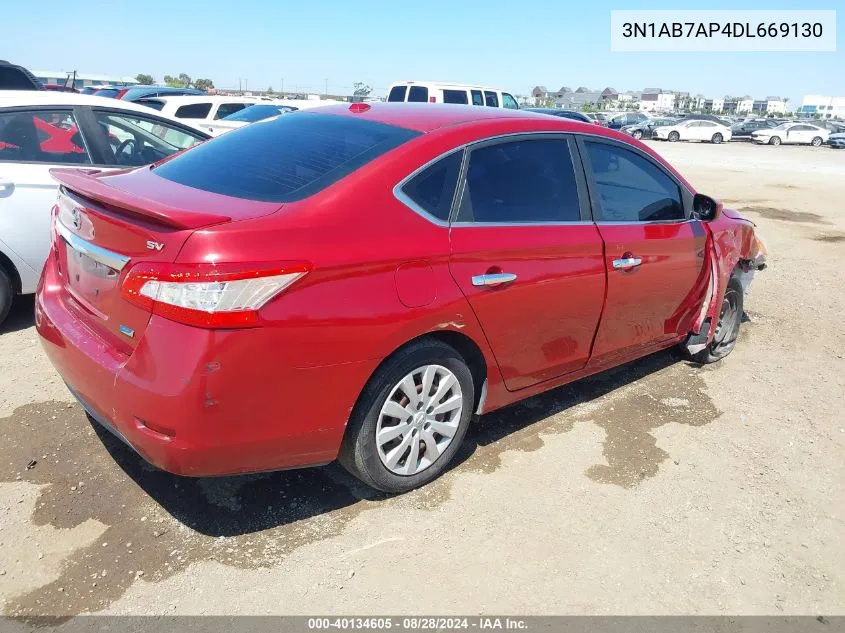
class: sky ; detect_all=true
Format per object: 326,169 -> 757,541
6,0 -> 843,104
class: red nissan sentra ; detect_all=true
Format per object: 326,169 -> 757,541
36,103 -> 767,493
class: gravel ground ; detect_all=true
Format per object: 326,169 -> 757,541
0,141 -> 843,617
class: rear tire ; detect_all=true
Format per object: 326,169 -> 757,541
769,136 -> 781,146
684,277 -> 744,364
338,339 -> 475,493
632,130 -> 643,140
0,267 -> 12,328
668,131 -> 680,142
811,136 -> 823,147
711,133 -> 723,144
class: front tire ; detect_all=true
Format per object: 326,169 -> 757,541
339,339 -> 475,493
686,277 -> 744,364
811,136 -> 823,147
769,136 -> 781,146
711,133 -> 723,144
0,267 -> 12,328
668,131 -> 680,142
632,130 -> 643,140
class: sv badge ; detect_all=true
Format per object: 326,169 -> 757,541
146,240 -> 165,252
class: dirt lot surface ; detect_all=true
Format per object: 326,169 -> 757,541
0,141 -> 843,617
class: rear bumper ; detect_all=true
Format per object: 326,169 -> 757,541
35,257 -> 375,477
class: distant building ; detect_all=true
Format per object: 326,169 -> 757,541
800,95 -> 845,119
555,87 -> 618,110
639,89 -> 675,112
752,97 -> 787,115
33,70 -> 139,89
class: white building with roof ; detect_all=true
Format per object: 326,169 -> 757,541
32,70 -> 139,89
800,95 -> 845,119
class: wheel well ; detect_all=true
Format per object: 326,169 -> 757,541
0,251 -> 21,294
424,331 -> 488,410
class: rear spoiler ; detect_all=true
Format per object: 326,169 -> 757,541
50,168 -> 232,230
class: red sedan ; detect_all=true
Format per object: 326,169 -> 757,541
36,103 -> 766,493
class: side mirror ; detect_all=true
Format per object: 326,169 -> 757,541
692,193 -> 721,221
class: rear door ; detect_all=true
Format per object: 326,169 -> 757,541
448,135 -> 606,390
0,107 -> 92,282
578,136 -> 706,366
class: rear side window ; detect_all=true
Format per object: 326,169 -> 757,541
470,90 -> 484,106
400,151 -> 463,221
443,90 -> 468,105
583,141 -> 684,222
457,139 -> 581,223
136,99 -> 165,111
387,86 -> 407,102
174,103 -> 212,119
484,91 -> 499,108
408,86 -> 429,102
155,113 -> 420,202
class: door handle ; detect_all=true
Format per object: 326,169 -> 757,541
0,179 -> 14,198
612,257 -> 642,270
472,272 -> 517,287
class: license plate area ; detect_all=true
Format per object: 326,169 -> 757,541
62,239 -> 121,319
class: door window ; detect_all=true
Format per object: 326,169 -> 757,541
457,138 -> 581,223
91,111 -> 206,166
583,141 -> 684,222
215,103 -> 248,119
470,90 -> 484,106
387,86 -> 408,102
483,91 -> 499,108
400,151 -> 463,221
502,93 -> 519,109
0,110 -> 91,164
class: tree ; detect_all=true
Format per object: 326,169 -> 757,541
163,75 -> 179,87
193,78 -> 214,92
266,86 -> 274,95
353,82 -> 372,98
178,73 -> 192,88
135,73 -> 154,85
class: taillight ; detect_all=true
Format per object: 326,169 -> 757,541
116,88 -> 129,99
121,262 -> 309,328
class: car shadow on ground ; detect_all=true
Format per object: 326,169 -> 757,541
94,348 -> 682,538
1,294 -> 35,333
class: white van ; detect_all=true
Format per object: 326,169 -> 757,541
387,81 -> 519,109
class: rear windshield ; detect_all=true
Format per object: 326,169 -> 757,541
154,112 -> 420,202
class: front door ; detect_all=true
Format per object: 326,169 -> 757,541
448,135 -> 606,391
578,137 -> 707,366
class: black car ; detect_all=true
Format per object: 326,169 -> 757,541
525,108 -> 593,123
730,119 -> 779,140
0,60 -> 42,91
622,117 -> 678,140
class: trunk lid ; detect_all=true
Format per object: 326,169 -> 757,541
50,167 -> 282,351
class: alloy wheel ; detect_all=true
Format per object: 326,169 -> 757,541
375,365 -> 463,476
711,287 -> 740,352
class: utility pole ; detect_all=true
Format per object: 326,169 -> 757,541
245,79 -> 248,93
325,78 -> 328,98
281,78 -> 284,96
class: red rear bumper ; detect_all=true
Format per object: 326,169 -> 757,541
35,257 -> 374,477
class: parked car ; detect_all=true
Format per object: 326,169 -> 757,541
133,95 -> 263,126
730,119 -> 779,140
0,91 -> 210,324
653,119 -> 733,143
828,132 -> 845,148
42,84 -> 79,93
0,61 -> 42,91
608,112 -> 649,129
524,108 -> 593,123
751,123 -> 829,146
680,114 -> 732,127
117,85 -> 205,102
583,112 -> 609,126
200,103 -> 298,136
621,117 -> 677,140
35,103 -> 766,493
387,81 -> 519,109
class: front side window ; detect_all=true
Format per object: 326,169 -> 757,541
484,91 -> 499,108
154,113 -> 420,202
442,90 -> 468,105
174,103 -> 212,119
215,103 -> 248,119
583,140 -> 684,223
457,138 -> 581,223
387,86 -> 408,102
400,151 -> 463,221
92,111 -> 205,166
408,86 -> 429,102
0,109 -> 91,164
502,93 -> 519,109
